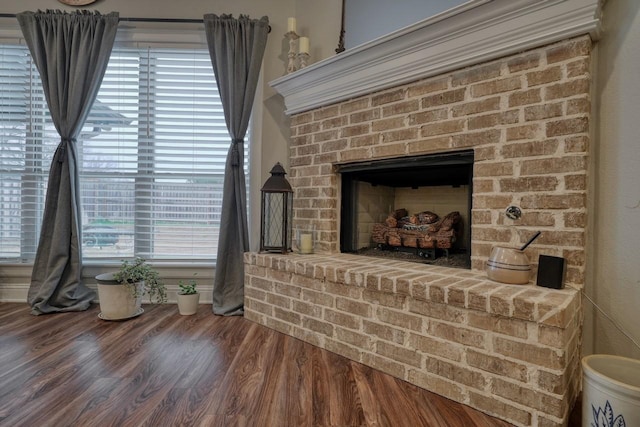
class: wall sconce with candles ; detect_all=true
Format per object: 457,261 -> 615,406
260,163 -> 293,254
284,17 -> 310,73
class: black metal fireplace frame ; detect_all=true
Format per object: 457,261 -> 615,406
337,149 -> 474,256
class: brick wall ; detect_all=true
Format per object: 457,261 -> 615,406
245,36 -> 592,426
288,35 -> 591,289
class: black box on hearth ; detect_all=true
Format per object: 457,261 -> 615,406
536,255 -> 566,289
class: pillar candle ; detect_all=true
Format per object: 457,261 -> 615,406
287,17 -> 296,33
299,36 -> 310,54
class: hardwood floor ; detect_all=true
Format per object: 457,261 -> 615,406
0,302 -> 515,427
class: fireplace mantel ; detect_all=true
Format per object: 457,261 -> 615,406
269,0 -> 602,115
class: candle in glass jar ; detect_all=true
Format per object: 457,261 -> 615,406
287,17 -> 297,33
300,233 -> 313,254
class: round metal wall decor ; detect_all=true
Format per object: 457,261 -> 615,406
57,0 -> 98,6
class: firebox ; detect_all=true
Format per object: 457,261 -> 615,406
338,150 -> 473,267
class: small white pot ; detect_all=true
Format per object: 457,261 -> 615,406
177,293 -> 200,315
582,354 -> 640,427
96,273 -> 143,320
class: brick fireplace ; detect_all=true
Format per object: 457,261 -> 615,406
246,2 -> 599,425
281,34 -> 591,284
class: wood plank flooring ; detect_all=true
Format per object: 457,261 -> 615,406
0,302 -> 516,427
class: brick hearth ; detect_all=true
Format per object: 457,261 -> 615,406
246,35 -> 591,426
245,253 -> 581,426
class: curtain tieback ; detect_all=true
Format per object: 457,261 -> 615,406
231,138 -> 244,167
57,137 -> 76,163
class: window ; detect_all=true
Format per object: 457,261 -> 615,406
0,44 -> 248,262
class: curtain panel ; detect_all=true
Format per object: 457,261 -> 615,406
204,14 -> 269,316
17,10 -> 119,315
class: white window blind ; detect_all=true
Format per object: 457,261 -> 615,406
0,45 -> 54,261
0,44 -> 248,262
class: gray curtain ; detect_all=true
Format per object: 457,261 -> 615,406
204,14 -> 269,316
17,10 -> 119,315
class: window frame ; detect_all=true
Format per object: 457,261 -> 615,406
0,24 -> 262,269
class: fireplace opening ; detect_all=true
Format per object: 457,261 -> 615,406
338,150 -> 474,268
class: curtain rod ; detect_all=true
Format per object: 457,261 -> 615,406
0,14 -> 271,31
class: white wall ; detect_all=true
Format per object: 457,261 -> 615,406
293,0 -> 342,62
585,0 -> 640,358
344,0 -> 467,48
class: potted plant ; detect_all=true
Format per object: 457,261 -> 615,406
177,274 -> 199,315
95,257 -> 167,320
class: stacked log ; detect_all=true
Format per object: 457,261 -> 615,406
428,211 -> 460,233
371,223 -> 388,244
387,229 -> 402,247
384,208 -> 408,228
398,228 -> 424,248
371,209 -> 462,250
409,211 -> 439,225
433,229 -> 457,249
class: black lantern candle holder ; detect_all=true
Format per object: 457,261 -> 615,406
260,162 -> 293,254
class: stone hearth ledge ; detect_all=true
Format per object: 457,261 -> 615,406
244,252 -> 581,426
245,252 -> 579,327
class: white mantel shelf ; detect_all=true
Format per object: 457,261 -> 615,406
269,0 -> 602,115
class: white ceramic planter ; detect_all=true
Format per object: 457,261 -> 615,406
582,354 -> 640,427
96,273 -> 143,320
177,293 -> 200,315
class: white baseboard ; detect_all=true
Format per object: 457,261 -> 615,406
0,284 -> 28,303
0,283 -> 214,305
0,263 -> 217,304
